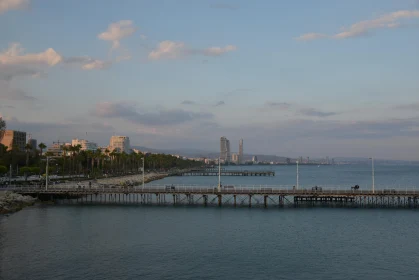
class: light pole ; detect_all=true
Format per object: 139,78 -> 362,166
9,164 -> 12,185
369,157 -> 375,193
46,156 -> 49,190
218,157 -> 221,192
296,160 -> 299,190
142,157 -> 145,189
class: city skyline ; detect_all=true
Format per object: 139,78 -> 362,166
1,1 -> 419,160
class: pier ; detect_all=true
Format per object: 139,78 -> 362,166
172,169 -> 275,177
3,185 -> 419,208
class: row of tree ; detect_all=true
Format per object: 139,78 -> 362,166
0,117 -> 203,179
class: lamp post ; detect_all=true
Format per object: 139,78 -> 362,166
296,160 -> 299,190
46,156 -> 49,191
142,157 -> 145,189
369,157 -> 375,194
218,158 -> 221,192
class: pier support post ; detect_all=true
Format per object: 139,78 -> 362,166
264,195 -> 268,208
218,195 -> 222,207
234,195 -> 236,207
173,194 -> 176,205
203,195 -> 208,207
249,195 -> 252,208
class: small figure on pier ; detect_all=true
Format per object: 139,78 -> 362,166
351,185 -> 360,190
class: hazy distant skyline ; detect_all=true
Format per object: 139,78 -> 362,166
1,0 -> 419,160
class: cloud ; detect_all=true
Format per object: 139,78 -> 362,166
98,20 -> 136,50
0,0 -> 29,14
300,108 -> 338,117
181,100 -> 196,105
297,10 -> 419,40
0,64 -> 41,81
93,101 -> 213,126
148,40 -> 237,60
0,43 -> 62,66
210,3 -> 239,10
63,56 -> 110,70
0,80 -> 37,101
0,105 -> 15,109
295,33 -> 327,41
394,103 -> 419,111
3,117 -> 115,145
214,101 -> 225,107
265,102 -> 292,109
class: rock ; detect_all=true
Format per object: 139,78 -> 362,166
0,192 -> 37,214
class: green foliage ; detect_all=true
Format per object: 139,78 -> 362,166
0,165 -> 7,174
19,166 -> 31,175
30,167 -> 40,174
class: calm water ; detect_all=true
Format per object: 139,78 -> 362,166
1,164 -> 419,280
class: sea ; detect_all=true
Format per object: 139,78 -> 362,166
1,164 -> 419,280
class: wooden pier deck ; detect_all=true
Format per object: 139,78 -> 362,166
4,185 -> 419,208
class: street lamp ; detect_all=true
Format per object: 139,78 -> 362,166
369,157 -> 375,193
296,160 -> 299,190
142,157 -> 145,189
46,156 -> 49,191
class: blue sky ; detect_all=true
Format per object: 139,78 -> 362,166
1,0 -> 419,160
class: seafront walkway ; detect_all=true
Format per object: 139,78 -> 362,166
2,184 -> 419,208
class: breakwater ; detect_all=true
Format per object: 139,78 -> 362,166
0,192 -> 37,214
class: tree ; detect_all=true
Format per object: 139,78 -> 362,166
38,143 -> 47,157
0,165 -> 7,175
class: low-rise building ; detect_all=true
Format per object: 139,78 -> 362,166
0,130 -> 26,151
72,138 -> 98,151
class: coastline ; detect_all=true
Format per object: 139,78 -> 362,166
94,172 -> 169,186
0,192 -> 38,215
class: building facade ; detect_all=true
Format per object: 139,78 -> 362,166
220,136 -> 231,162
72,138 -> 98,151
252,156 -> 258,163
232,153 -> 239,163
0,130 -> 26,151
110,136 -> 131,153
238,139 -> 243,164
27,138 -> 37,153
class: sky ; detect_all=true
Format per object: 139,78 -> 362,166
0,0 -> 419,160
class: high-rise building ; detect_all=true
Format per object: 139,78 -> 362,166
0,130 -> 26,151
110,136 -> 131,153
220,136 -> 231,162
72,138 -> 98,151
238,139 -> 243,164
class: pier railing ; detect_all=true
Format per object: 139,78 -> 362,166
2,185 -> 419,196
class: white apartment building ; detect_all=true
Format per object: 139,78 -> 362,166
110,136 -> 131,153
72,138 -> 98,151
231,153 -> 239,163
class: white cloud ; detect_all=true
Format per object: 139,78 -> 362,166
148,40 -> 237,60
64,56 -> 110,70
98,20 -> 136,50
297,10 -> 419,41
204,45 -> 237,55
0,43 -> 62,66
295,33 -> 327,41
0,0 -> 29,14
148,41 -> 186,60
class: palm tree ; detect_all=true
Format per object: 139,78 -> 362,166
38,143 -> 47,157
